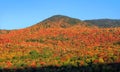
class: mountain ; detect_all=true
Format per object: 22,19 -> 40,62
27,15 -> 91,32
32,15 -> 88,28
0,29 -> 10,34
85,19 -> 120,28
0,15 -> 120,33
0,15 -> 120,71
0,15 -> 92,34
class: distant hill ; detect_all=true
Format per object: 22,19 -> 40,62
35,15 -> 88,27
27,15 -> 90,32
0,15 -> 120,71
0,15 -> 120,34
85,19 -> 120,28
0,30 -> 10,34
0,15 -> 90,34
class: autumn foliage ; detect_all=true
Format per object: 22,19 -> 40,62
0,15 -> 120,71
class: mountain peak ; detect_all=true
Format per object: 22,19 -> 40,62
44,15 -> 76,22
28,15 -> 89,31
50,15 -> 67,18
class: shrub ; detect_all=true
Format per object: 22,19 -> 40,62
99,58 -> 104,63
41,47 -> 53,58
26,38 -> 45,43
113,41 -> 120,45
29,50 -> 40,59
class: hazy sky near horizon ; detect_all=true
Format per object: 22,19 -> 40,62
0,0 -> 120,30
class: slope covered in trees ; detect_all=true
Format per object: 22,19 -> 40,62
0,15 -> 120,72
26,15 -> 92,33
85,19 -> 120,28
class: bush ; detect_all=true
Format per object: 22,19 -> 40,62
29,50 -> 40,59
113,41 -> 120,45
26,38 -> 45,43
41,47 -> 53,58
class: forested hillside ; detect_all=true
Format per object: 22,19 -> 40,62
85,19 -> 120,28
0,15 -> 120,72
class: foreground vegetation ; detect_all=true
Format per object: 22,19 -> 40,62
0,26 -> 120,71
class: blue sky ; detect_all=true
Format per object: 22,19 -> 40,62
0,0 -> 120,30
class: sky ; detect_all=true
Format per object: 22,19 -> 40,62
0,0 -> 120,30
